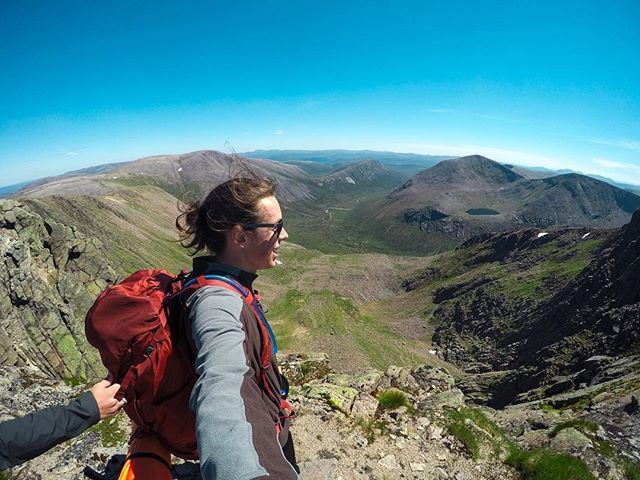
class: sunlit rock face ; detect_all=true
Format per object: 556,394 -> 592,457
0,199 -> 115,380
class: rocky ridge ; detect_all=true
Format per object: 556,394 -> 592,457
318,160 -> 399,188
3,354 -> 637,479
0,199 -> 115,380
17,151 -> 316,205
428,211 -> 640,409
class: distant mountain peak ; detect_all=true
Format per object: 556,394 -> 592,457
395,154 -> 523,195
319,159 -> 399,187
431,155 -> 524,181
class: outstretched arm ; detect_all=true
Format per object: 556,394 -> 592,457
0,380 -> 124,470
188,286 -> 298,480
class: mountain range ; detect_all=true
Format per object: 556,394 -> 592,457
382,155 -> 640,243
1,148 -> 640,478
7,150 -> 640,257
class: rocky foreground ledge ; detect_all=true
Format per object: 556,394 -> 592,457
2,354 -> 638,480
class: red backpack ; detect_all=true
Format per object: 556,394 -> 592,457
84,269 -> 276,459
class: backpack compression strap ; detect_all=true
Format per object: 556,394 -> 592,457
116,326 -> 169,401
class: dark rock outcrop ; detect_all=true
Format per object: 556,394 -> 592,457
431,209 -> 640,407
492,210 -> 640,403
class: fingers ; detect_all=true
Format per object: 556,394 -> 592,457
92,379 -> 111,390
100,396 -> 127,418
107,398 -> 126,413
106,382 -> 121,395
90,379 -> 126,419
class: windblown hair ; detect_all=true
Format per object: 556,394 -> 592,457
176,176 -> 276,255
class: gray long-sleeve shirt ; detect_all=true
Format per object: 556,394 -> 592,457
187,285 -> 298,480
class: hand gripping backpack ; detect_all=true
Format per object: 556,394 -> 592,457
84,269 -> 279,460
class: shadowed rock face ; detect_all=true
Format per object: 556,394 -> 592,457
432,210 -> 640,407
501,209 -> 640,383
0,200 -> 116,380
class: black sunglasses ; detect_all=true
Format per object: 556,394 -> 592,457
243,218 -> 284,236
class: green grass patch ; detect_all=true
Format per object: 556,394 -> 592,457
377,389 -> 412,410
87,414 -> 130,448
352,416 -> 388,444
448,420 -> 481,459
446,407 -> 514,460
495,239 -> 603,302
566,396 -> 593,413
594,439 -> 616,458
267,286 -> 425,369
540,404 -> 561,414
286,194 -> 458,256
550,419 -> 599,437
624,459 -> 640,480
506,448 -> 595,480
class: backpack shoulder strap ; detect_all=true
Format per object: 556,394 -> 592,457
181,274 -> 277,359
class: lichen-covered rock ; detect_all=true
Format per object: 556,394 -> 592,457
419,387 -> 466,411
0,201 -> 117,381
325,371 -> 382,395
279,353 -> 331,386
302,383 -> 358,413
550,427 -> 593,453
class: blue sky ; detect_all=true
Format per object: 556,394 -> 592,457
1,0 -> 639,186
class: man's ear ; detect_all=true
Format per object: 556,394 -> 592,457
228,225 -> 248,248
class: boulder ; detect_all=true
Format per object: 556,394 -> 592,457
419,388 -> 465,411
299,458 -> 338,480
351,394 -> 379,420
377,454 -> 399,470
583,355 -> 613,373
550,427 -> 593,453
303,383 -> 358,413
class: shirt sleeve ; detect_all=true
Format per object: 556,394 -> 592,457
187,286 -> 298,480
0,390 -> 100,470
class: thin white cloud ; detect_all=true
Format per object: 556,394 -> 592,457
592,158 -> 640,170
426,108 -> 454,113
589,138 -> 640,153
273,130 -> 285,136
63,146 -> 90,156
476,113 -> 525,124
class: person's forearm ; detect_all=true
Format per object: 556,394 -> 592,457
0,391 -> 100,470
